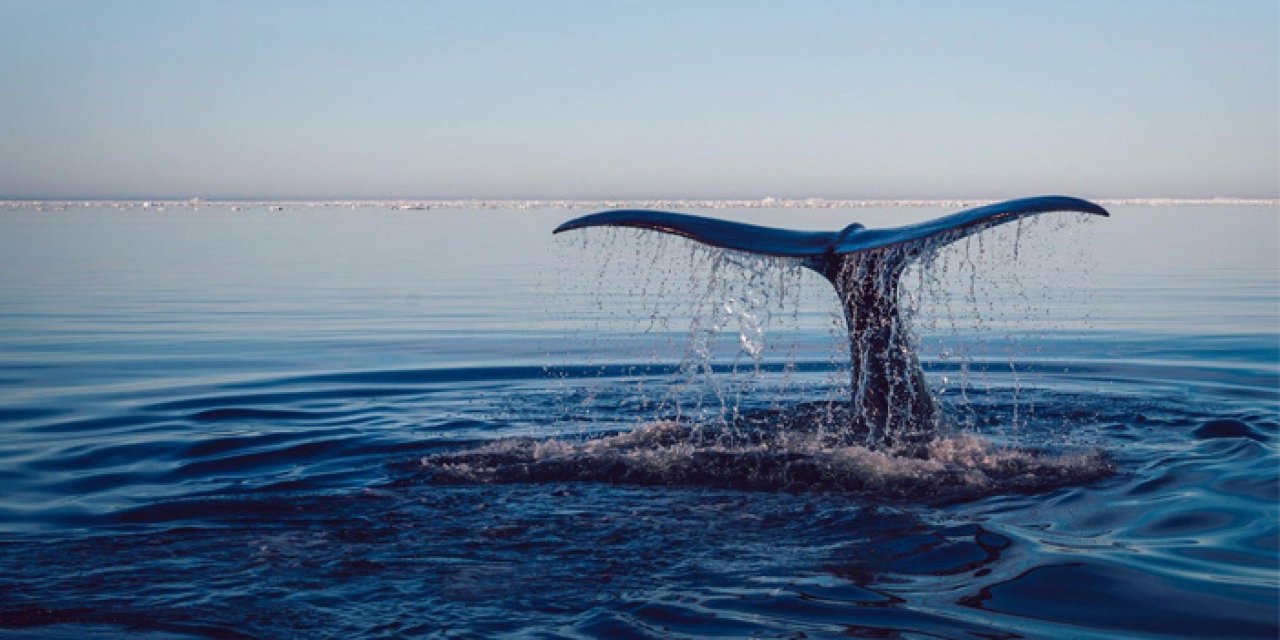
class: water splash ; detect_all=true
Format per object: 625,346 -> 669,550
432,211 -> 1111,499
417,412 -> 1112,503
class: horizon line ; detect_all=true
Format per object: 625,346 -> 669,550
3,196 -> 1278,208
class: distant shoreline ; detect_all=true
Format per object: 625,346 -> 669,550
2,197 -> 1277,211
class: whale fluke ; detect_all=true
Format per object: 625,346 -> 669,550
554,196 -> 1106,259
554,195 -> 1109,451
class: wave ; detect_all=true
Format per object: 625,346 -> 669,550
416,410 -> 1113,503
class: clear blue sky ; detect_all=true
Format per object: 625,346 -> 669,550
1,0 -> 1276,199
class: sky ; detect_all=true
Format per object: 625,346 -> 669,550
1,0 -> 1276,200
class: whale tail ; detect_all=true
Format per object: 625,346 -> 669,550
554,196 -> 1109,450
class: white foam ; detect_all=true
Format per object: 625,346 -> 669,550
419,420 -> 1112,502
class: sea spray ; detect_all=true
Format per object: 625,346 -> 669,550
417,414 -> 1112,502
461,211 -> 1112,499
547,213 -> 1102,443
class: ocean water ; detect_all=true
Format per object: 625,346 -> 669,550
0,202 -> 1275,639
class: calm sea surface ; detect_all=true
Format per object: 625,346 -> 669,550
0,203 -> 1275,638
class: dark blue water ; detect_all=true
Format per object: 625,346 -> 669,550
0,203 -> 1276,638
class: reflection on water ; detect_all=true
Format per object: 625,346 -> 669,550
0,204 -> 1275,638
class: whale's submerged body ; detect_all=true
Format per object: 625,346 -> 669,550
554,195 -> 1109,451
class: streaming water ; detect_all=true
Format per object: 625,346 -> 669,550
0,203 -> 1275,638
